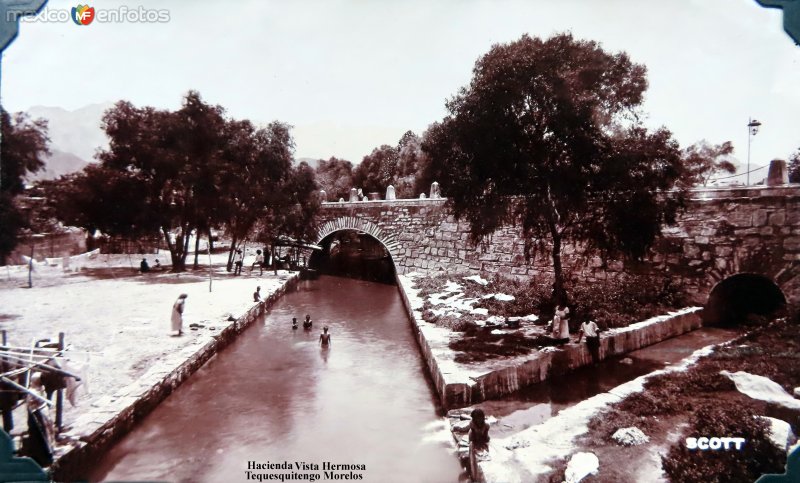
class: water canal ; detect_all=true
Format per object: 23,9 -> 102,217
85,274 -> 739,483
88,276 -> 462,483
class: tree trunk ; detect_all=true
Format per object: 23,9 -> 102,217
226,234 -> 237,272
545,184 -> 568,305
550,229 -> 567,306
193,232 -> 200,269
161,227 -> 180,271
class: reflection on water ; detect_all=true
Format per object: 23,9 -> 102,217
88,276 -> 462,483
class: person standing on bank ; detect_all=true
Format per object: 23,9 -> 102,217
172,294 -> 188,336
251,249 -> 264,275
234,249 -> 244,276
552,304 -> 570,343
319,326 -> 331,347
577,319 -> 602,362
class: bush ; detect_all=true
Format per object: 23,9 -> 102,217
448,328 -> 552,363
568,274 -> 690,329
617,391 -> 681,416
584,408 -> 656,447
416,271 -> 693,362
661,406 -> 786,483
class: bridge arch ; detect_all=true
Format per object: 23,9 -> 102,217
316,217 -> 402,262
702,273 -> 787,326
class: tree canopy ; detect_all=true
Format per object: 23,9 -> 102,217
681,140 -> 736,186
349,131 -> 430,199
353,144 -> 398,196
315,157 -> 354,201
49,91 -> 311,271
422,33 -> 687,303
0,109 -> 49,263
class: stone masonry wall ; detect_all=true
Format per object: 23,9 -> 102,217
318,186 -> 800,305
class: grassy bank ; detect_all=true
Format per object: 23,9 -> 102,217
414,272 -> 691,363
568,316 -> 799,482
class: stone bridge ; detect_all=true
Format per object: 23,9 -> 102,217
316,186 -> 800,308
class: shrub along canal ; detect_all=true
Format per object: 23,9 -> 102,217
87,275 -> 462,483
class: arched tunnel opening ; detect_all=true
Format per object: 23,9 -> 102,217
702,273 -> 787,326
309,230 -> 397,284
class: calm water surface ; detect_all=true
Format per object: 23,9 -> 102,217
89,276 -> 462,483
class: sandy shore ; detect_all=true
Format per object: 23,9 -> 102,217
0,253 -> 295,429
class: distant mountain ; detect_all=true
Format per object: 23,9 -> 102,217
27,150 -> 89,182
27,103 -> 112,162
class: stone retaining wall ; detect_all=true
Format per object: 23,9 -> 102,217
396,274 -> 702,410
471,309 -> 702,406
321,186 -> 800,305
49,274 -> 300,481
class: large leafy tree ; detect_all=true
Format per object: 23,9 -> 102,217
218,119 -> 295,270
42,166 -> 156,239
422,33 -> 686,303
681,140 -> 736,186
96,97 -> 221,271
353,144 -> 398,196
0,109 -> 49,263
261,161 -> 320,243
43,92 -> 310,272
349,132 -> 430,199
314,157 -> 354,201
396,130 -> 428,198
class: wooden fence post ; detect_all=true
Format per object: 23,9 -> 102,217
55,332 -> 64,431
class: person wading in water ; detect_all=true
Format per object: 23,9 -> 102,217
319,326 -> 331,347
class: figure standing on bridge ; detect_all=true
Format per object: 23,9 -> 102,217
319,326 -> 331,347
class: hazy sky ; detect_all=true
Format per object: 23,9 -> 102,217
2,0 -> 799,171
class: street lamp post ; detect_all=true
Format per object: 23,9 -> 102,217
747,118 -> 762,185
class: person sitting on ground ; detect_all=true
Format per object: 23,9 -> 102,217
303,314 -> 313,329
153,259 -> 162,271
468,407 -> 491,475
292,317 -> 298,330
251,249 -> 265,275
469,408 -> 490,450
140,258 -> 150,273
319,326 -> 331,346
253,286 -> 262,303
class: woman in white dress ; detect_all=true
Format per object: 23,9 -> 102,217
552,305 -> 570,342
172,294 -> 188,336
